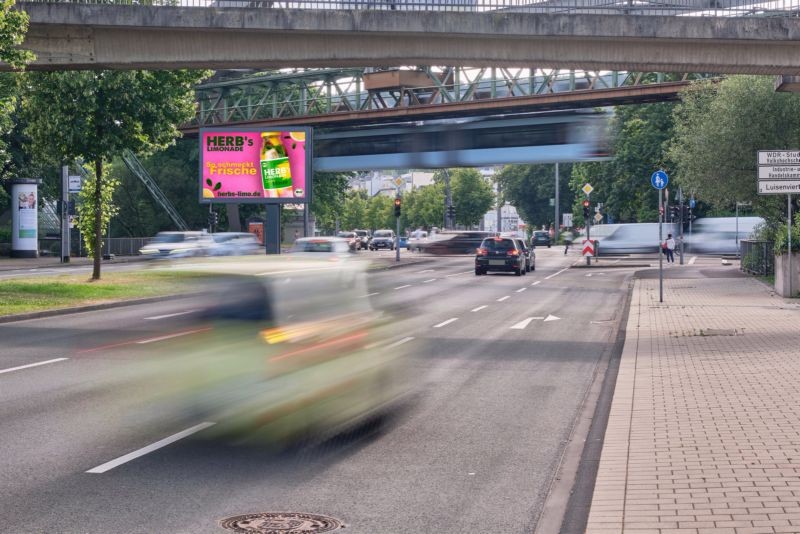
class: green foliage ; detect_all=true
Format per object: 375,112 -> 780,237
404,183 -> 444,230
365,194 -> 394,231
340,190 -> 369,231
0,0 -> 34,70
76,169 -> 119,259
21,69 -> 210,278
668,76 -> 800,225
450,168 -> 494,227
495,163 -> 572,229
771,219 -> 800,255
311,172 -> 350,234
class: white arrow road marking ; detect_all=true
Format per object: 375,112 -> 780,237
471,305 -> 488,312
433,318 -> 459,328
86,422 -> 216,474
544,315 -> 561,322
510,317 -> 545,329
0,358 -> 68,375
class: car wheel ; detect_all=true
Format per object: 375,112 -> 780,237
515,267 -> 521,276
475,268 -> 482,276
547,245 -> 551,248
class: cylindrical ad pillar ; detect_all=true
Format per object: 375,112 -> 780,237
11,179 -> 41,258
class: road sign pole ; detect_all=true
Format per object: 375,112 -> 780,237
586,205 -> 591,266
554,163 -> 560,243
789,194 -> 792,297
659,188 -> 664,303
396,214 -> 401,262
679,186 -> 684,265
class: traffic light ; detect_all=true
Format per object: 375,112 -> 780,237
446,205 -> 456,219
394,197 -> 402,217
582,199 -> 590,219
208,211 -> 219,229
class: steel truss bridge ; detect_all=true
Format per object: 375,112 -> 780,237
186,68 -> 716,132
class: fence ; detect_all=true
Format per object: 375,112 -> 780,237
17,0 -> 800,17
740,239 -> 774,277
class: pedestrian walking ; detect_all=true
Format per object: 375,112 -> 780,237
664,233 -> 676,263
563,229 -> 574,255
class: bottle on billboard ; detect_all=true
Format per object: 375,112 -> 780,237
260,132 -> 293,198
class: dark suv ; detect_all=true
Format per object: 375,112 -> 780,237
369,229 -> 396,250
475,237 -> 526,276
531,231 -> 551,248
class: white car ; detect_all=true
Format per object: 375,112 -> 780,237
208,232 -> 262,256
139,231 -> 212,258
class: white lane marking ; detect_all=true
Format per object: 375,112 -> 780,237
510,318 -> 535,330
516,287 -> 527,293
531,281 -> 541,286
144,310 -> 197,321
422,278 -> 437,283
394,284 -> 412,290
586,274 -> 592,277
446,271 -> 472,278
386,336 -> 415,348
545,267 -> 570,280
0,358 -> 69,376
136,329 -> 206,345
416,269 -> 435,274
86,422 -> 216,474
360,292 -> 380,298
256,266 -> 340,276
471,305 -> 488,312
497,296 -> 510,302
544,314 -> 561,322
689,256 -> 697,265
433,318 -> 458,328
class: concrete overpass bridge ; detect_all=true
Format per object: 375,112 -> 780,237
13,1 -> 800,74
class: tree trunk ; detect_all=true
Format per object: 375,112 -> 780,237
92,158 -> 103,280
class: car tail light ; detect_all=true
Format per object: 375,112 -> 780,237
508,249 -> 520,256
477,247 -> 488,256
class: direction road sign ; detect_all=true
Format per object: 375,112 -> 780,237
582,239 -> 595,257
68,175 -> 82,193
562,213 -> 573,227
651,170 -> 668,190
593,213 -> 603,223
758,150 -> 800,166
582,183 -> 593,195
758,166 -> 800,180
759,181 -> 800,194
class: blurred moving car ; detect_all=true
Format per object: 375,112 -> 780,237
590,223 -> 678,255
208,232 -> 262,256
475,236 -> 526,276
288,237 -> 352,258
685,217 -> 764,254
369,229 -> 396,251
336,231 -> 360,251
420,231 -> 497,255
407,231 -> 428,252
531,231 -> 551,248
139,231 -> 212,258
156,256 -> 411,447
353,229 -> 371,250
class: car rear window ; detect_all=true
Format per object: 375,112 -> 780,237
534,232 -> 548,237
481,238 -> 516,251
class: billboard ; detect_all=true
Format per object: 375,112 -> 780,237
200,127 -> 311,204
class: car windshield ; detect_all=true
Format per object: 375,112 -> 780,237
291,240 -> 338,253
374,231 -> 392,237
481,238 -> 515,251
534,232 -> 548,238
151,233 -> 185,243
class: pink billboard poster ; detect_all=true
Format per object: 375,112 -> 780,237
201,130 -> 308,202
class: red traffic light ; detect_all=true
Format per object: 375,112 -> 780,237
394,197 -> 402,207
582,199 -> 590,208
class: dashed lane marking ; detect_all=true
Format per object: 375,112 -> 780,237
433,318 -> 459,328
144,310 -> 197,320
86,422 -> 216,474
394,285 -> 412,290
497,296 -> 510,302
471,305 -> 487,312
422,278 -> 437,283
531,281 -> 541,286
360,292 -> 380,298
516,287 -> 527,293
446,271 -> 473,278
386,336 -> 415,348
0,358 -> 69,376
136,328 -> 210,345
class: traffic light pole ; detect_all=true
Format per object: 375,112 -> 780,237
396,215 -> 400,262
679,186 -> 684,265
659,189 -> 664,303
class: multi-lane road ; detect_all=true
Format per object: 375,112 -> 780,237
0,249 -> 635,533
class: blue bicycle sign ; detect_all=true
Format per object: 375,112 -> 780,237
651,170 -> 668,190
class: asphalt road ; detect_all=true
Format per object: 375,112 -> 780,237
0,248 -> 634,533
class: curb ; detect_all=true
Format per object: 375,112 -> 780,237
0,294 -> 188,324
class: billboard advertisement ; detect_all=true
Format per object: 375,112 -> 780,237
11,179 -> 39,258
199,127 -> 311,204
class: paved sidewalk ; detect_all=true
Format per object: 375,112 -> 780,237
586,270 -> 800,534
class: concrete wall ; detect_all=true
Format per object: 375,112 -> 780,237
14,4 -> 800,73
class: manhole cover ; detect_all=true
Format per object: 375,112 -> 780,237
220,512 -> 344,533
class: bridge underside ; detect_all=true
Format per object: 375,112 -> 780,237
15,4 -> 800,74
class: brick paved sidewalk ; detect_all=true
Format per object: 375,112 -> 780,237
586,272 -> 800,534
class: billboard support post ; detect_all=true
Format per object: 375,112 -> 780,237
265,204 -> 281,255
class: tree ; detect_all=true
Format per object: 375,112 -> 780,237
668,76 -> 800,224
495,163 -> 573,230
450,168 -> 494,227
340,190 -> 368,231
22,69 -> 210,279
404,182 -> 445,230
0,0 -> 34,70
311,172 -> 351,234
365,194 -> 394,231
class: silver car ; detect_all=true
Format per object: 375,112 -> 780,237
139,231 -> 212,258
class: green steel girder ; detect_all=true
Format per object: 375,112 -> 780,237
192,68 -> 717,127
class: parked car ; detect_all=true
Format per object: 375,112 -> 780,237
514,237 -> 535,272
139,231 -> 212,258
398,236 -> 408,249
353,229 -> 371,250
208,232 -> 261,256
336,231 -> 360,251
531,231 -> 551,248
370,229 -> 396,250
421,231 -> 497,255
475,236 -> 526,276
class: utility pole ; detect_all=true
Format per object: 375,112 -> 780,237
554,163 -> 560,242
60,165 -> 70,263
496,181 -> 502,234
444,169 -> 453,230
678,186 -> 684,265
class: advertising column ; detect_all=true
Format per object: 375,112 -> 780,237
11,178 -> 40,258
